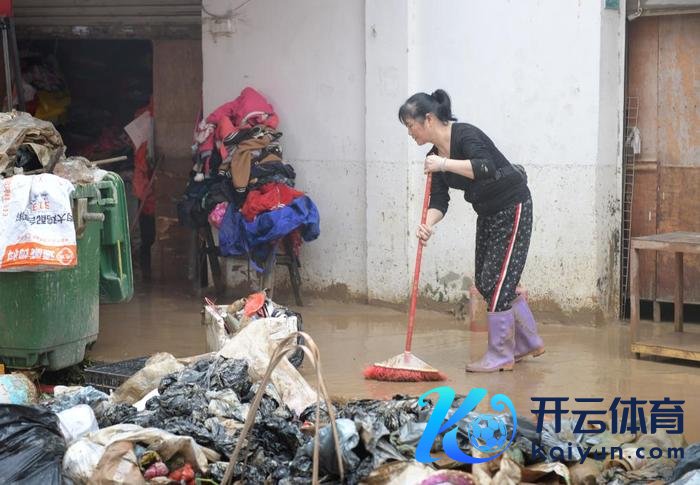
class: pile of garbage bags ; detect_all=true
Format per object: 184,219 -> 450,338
5,373 -> 696,484
0,294 -> 697,483
2,371 -> 698,484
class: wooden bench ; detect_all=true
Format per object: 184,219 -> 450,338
629,231 -> 700,362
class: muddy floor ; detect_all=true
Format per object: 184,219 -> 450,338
93,283 -> 700,443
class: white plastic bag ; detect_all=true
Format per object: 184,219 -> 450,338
133,388 -> 159,412
0,173 -> 77,271
218,318 -> 317,416
90,424 -> 219,472
62,438 -> 105,485
203,304 -> 231,352
57,404 -> 98,445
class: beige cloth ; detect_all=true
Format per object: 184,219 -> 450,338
90,424 -> 219,471
90,441 -> 146,485
110,353 -> 184,405
230,134 -> 282,188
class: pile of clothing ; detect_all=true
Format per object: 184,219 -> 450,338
179,87 -> 319,271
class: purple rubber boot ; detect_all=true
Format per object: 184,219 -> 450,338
512,294 -> 545,362
465,309 -> 515,373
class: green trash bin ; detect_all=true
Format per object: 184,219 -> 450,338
0,172 -> 133,370
97,172 -> 134,304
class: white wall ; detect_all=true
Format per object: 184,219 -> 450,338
595,4 -> 627,315
201,0 -> 625,315
202,0 -> 367,294
408,0 -> 625,313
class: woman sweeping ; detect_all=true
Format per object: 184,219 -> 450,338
398,89 -> 544,372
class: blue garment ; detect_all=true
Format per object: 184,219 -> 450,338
219,195 -> 320,271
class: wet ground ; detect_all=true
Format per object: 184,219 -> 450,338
94,283 -> 700,442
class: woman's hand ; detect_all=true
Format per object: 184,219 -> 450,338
416,223 -> 434,246
424,154 -> 447,174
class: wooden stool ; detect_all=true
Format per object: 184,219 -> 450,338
195,225 -> 303,306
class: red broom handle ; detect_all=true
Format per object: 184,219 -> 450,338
404,172 -> 432,353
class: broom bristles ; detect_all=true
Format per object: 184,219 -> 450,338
363,364 -> 447,382
363,351 -> 447,382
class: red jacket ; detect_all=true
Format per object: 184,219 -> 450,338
206,87 -> 279,131
241,183 -> 304,222
195,87 -> 279,176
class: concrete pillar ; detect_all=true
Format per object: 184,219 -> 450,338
364,0 -> 417,302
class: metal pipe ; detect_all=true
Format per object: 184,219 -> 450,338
1,20 -> 13,110
24,155 -> 129,175
92,155 -> 128,166
8,18 -> 25,111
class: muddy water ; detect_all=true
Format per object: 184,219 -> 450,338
95,284 -> 207,361
94,285 -> 700,442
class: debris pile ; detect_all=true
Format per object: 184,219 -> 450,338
0,295 -> 695,484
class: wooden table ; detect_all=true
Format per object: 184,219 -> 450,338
630,231 -> 700,361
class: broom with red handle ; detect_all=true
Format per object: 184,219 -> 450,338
363,172 -> 447,382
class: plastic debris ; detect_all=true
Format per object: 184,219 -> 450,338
169,463 -> 195,484
53,156 -> 107,184
144,461 -> 169,480
218,319 -> 315,415
299,418 -> 360,476
98,402 -> 138,428
0,373 -> 38,405
45,385 -> 109,417
62,438 -> 105,485
670,442 -> 700,482
671,469 -> 700,485
203,293 -> 305,367
88,424 -> 218,472
0,404 -> 66,485
111,352 -> 184,405
35,339 -> 689,484
90,440 -> 145,485
56,404 -> 99,445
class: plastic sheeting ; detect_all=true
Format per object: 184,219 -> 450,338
0,404 -> 66,485
111,352 -> 184,405
0,111 -> 64,176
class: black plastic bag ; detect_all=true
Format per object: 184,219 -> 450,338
671,442 -> 700,482
0,405 -> 66,485
98,402 -> 138,428
298,418 -> 360,477
15,145 -> 42,171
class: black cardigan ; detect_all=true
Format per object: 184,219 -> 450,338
428,123 -> 530,216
